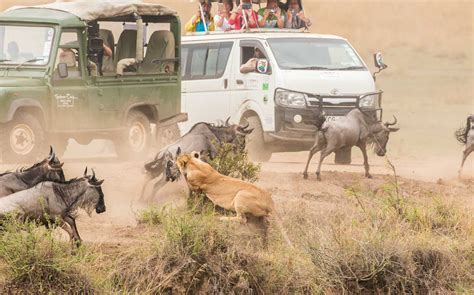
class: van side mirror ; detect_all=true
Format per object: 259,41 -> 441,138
256,59 -> 269,74
372,52 -> 387,81
374,52 -> 387,70
58,63 -> 68,78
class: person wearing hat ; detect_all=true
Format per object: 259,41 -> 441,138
185,1 -> 215,32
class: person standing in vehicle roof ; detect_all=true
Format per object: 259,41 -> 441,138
229,0 -> 258,30
185,1 -> 215,32
214,0 -> 234,31
258,0 -> 285,29
285,0 -> 312,29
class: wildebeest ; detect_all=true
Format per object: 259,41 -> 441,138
456,114 -> 474,177
0,168 -> 105,246
303,109 -> 399,181
0,146 -> 65,197
140,119 -> 253,201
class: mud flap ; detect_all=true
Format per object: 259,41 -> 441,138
153,113 -> 188,148
335,147 -> 352,165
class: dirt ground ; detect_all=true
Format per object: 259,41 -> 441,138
0,1 -> 472,244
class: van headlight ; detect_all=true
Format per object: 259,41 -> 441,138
359,94 -> 378,108
275,90 -> 307,108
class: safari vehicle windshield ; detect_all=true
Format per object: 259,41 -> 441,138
0,25 -> 54,66
268,38 -> 365,71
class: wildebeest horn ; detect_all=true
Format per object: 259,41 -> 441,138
47,146 -> 54,160
225,117 -> 230,126
83,167 -> 88,177
240,121 -> 250,130
92,168 -> 96,180
385,115 -> 398,127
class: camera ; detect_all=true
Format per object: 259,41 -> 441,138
269,9 -> 276,14
242,2 -> 252,10
87,21 -> 104,75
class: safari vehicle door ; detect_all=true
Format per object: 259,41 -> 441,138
50,29 -> 90,131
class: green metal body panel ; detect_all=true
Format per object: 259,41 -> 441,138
0,8 -> 182,139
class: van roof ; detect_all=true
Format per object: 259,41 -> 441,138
1,0 -> 177,27
182,30 -> 346,42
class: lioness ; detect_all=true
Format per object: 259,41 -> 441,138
176,149 -> 292,247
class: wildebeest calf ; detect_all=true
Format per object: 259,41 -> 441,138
303,108 -> 399,181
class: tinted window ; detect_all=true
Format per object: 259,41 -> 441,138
183,42 -> 233,80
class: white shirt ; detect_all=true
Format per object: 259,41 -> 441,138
214,15 -> 231,31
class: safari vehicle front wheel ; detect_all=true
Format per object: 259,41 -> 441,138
1,112 -> 45,163
115,110 -> 151,160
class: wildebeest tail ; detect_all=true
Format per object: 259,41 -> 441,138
455,115 -> 473,144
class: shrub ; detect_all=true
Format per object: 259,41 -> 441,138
0,215 -> 94,294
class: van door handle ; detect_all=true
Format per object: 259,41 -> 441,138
236,79 -> 244,85
224,79 -> 228,89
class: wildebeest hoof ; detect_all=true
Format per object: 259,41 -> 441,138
367,174 -> 373,179
316,174 -> 322,181
303,173 -> 308,179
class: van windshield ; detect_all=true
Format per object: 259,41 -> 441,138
267,38 -> 365,71
0,25 -> 54,66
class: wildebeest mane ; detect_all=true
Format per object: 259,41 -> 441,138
52,178 -> 96,215
187,121 -> 233,142
0,159 -> 48,177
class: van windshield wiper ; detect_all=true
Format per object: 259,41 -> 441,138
333,66 -> 365,71
290,66 -> 331,70
14,58 -> 45,70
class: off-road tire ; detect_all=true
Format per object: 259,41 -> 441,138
115,110 -> 151,160
1,112 -> 46,163
244,116 -> 272,162
335,147 -> 352,165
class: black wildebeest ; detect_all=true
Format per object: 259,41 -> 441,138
0,168 -> 105,246
141,119 -> 253,201
303,109 -> 399,181
0,146 -> 65,197
456,114 -> 474,177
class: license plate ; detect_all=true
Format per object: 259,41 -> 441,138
326,116 -> 341,122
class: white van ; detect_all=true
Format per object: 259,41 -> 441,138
180,30 -> 386,162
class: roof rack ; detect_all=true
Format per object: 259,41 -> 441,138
184,28 -> 307,36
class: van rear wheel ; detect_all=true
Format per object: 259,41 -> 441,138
243,116 -> 272,162
1,112 -> 45,163
115,110 -> 151,160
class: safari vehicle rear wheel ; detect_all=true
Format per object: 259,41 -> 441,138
243,116 -> 272,162
1,112 -> 46,163
115,110 -> 151,160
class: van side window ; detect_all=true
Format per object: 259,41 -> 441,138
240,44 -> 271,74
181,46 -> 189,78
183,42 -> 232,80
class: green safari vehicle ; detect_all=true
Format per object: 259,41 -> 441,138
0,1 -> 186,162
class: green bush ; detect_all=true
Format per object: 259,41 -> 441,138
0,215 -> 94,294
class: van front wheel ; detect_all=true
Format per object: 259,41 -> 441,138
243,116 -> 272,162
115,110 -> 151,160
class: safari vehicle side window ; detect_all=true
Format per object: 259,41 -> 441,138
182,42 -> 232,80
240,41 -> 271,75
54,31 -> 82,79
